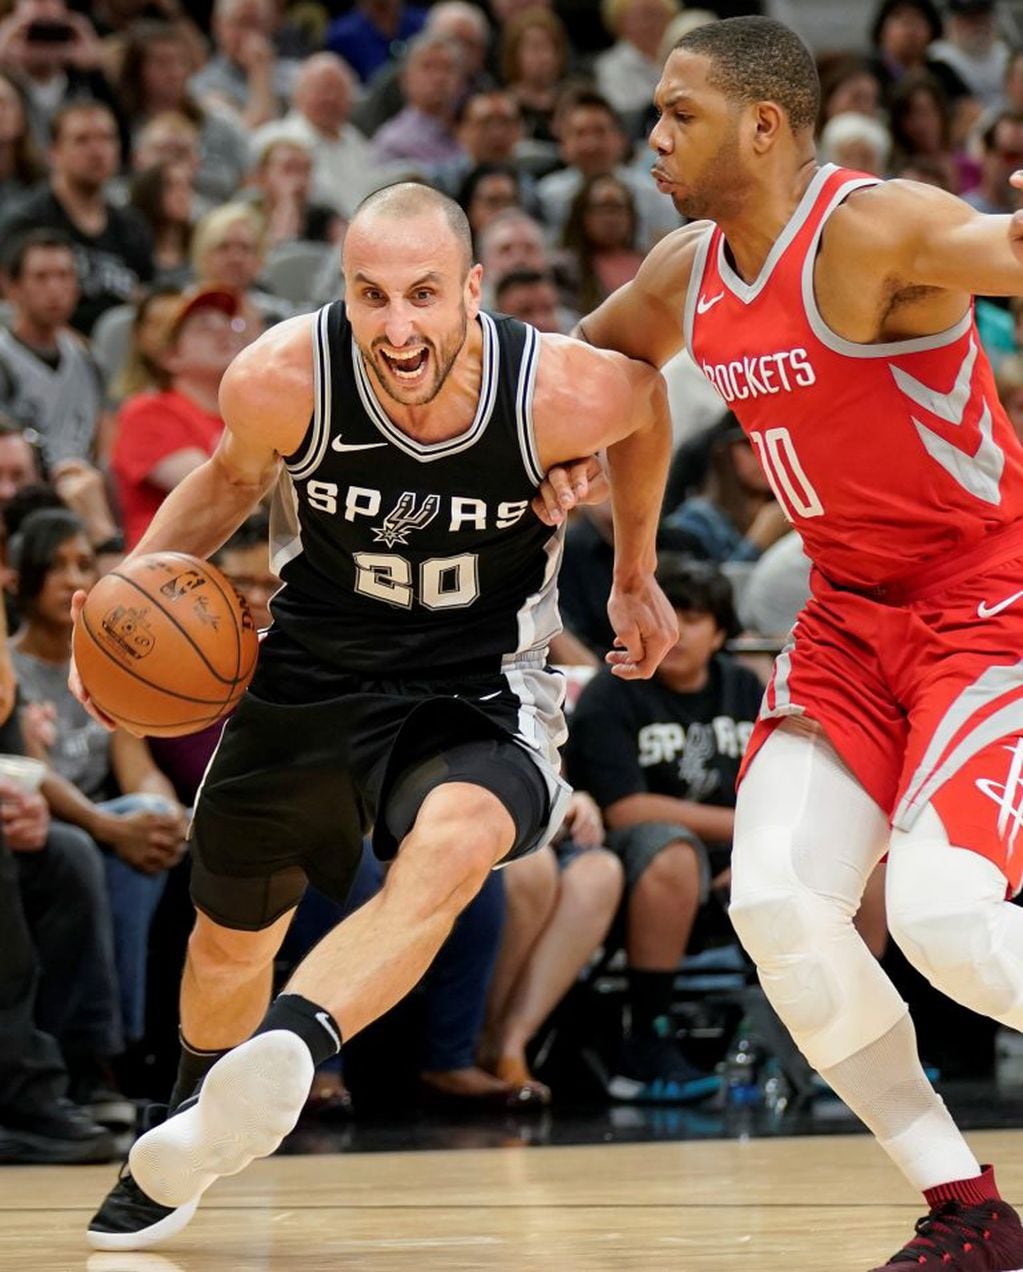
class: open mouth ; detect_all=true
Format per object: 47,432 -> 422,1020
380,346 -> 430,380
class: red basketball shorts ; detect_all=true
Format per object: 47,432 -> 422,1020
742,523 -> 1023,892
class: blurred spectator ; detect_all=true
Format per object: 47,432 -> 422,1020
251,52 -> 375,218
818,111 -> 892,174
0,0 -> 120,150
816,54 -> 884,129
435,89 -> 526,195
536,89 -> 678,250
190,201 -> 291,328
867,0 -> 971,109
896,153 -> 956,187
567,558 -> 762,1102
999,45 -> 1023,116
106,285 -> 181,411
351,0 -> 494,141
560,172 -> 643,315
0,586 -> 118,1162
128,161 -> 196,286
595,0 -> 678,135
481,794 -> 623,1097
324,0 -> 428,85
10,508 -> 189,1044
111,285 -> 248,547
372,33 -> 465,170
457,162 -> 523,249
0,100 -> 153,336
495,268 -> 567,332
477,208 -> 576,314
996,350 -> 1023,441
0,69 -> 46,206
115,20 -> 250,206
0,229 -> 103,466
661,415 -> 790,565
738,531 -> 811,640
0,416 -> 119,562
190,0 -> 300,130
963,109 -> 1023,212
888,70 -> 973,193
499,6 -> 570,146
244,135 -> 343,247
91,0 -> 206,65
930,0 -> 1009,110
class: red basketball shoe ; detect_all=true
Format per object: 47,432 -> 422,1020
872,1186 -> 1023,1270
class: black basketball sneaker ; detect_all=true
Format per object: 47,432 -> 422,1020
86,1101 -> 200,1251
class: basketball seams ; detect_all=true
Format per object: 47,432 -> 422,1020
104,569 -> 242,686
78,606 -> 237,706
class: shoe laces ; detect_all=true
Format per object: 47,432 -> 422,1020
889,1200 -> 996,1264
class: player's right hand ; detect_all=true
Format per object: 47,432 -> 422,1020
68,589 -> 119,732
532,456 -> 608,525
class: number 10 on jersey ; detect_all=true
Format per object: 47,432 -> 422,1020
749,427 -> 825,520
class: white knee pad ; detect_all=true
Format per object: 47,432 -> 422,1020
888,806 -> 1023,1022
730,722 -> 905,1071
731,826 -> 905,1071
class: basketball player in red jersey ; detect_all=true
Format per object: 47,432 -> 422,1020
544,14 -> 1023,1271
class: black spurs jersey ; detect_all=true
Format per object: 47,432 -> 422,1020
268,302 -> 563,675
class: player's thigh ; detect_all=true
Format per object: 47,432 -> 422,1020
733,717 -> 890,915
189,693 -> 370,931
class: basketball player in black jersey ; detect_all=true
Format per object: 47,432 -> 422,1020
77,182 -> 676,1251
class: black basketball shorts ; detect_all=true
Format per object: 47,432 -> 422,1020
188,639 -> 571,931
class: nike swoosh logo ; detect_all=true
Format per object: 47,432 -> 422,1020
315,1010 -> 341,1050
977,590 -> 1023,619
332,436 -> 387,452
697,291 -> 725,314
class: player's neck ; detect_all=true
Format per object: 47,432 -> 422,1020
717,157 -> 818,286
375,319 -> 485,440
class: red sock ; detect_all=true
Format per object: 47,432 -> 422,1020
925,1165 -> 1001,1209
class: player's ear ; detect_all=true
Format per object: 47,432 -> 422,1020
465,262 -> 483,316
750,100 -> 785,153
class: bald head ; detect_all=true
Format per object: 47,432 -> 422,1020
294,52 -> 355,133
350,182 -> 474,275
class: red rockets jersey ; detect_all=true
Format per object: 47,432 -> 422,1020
686,163 -> 1023,589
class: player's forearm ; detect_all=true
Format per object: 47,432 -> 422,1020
604,792 -> 735,842
604,382 -> 671,581
132,455 -> 272,562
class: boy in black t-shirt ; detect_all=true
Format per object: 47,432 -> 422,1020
566,557 -> 765,1101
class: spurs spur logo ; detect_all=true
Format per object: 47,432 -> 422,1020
371,491 -> 441,548
975,739 -> 1023,851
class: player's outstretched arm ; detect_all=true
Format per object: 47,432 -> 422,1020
534,339 -> 677,680
836,178 -> 1023,300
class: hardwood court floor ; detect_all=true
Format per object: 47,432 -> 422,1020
3,1128 -> 1022,1271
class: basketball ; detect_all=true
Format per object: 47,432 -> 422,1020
73,552 -> 259,737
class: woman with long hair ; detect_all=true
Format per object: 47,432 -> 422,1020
499,7 -> 569,146
115,19 -> 248,205
560,172 -> 643,316
128,162 -> 196,286
0,69 -> 45,205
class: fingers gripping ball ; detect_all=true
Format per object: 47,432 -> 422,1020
73,553 -> 259,737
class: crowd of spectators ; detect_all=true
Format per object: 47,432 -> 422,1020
1,0 -> 1021,1165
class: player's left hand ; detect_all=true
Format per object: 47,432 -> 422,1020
1010,171 -> 1023,262
531,456 -> 608,526
606,575 -> 678,679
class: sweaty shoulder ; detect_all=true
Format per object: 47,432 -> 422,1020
578,220 -> 711,367
822,179 -> 966,273
218,312 -> 317,456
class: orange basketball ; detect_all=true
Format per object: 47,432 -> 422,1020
73,552 -> 259,737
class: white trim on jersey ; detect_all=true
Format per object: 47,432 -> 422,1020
351,312 -> 500,462
268,468 -> 305,577
288,307 -> 332,481
514,322 -> 543,485
716,164 -> 837,305
760,627 -> 805,722
894,661 -> 1023,831
800,178 -> 973,359
682,224 -> 714,354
